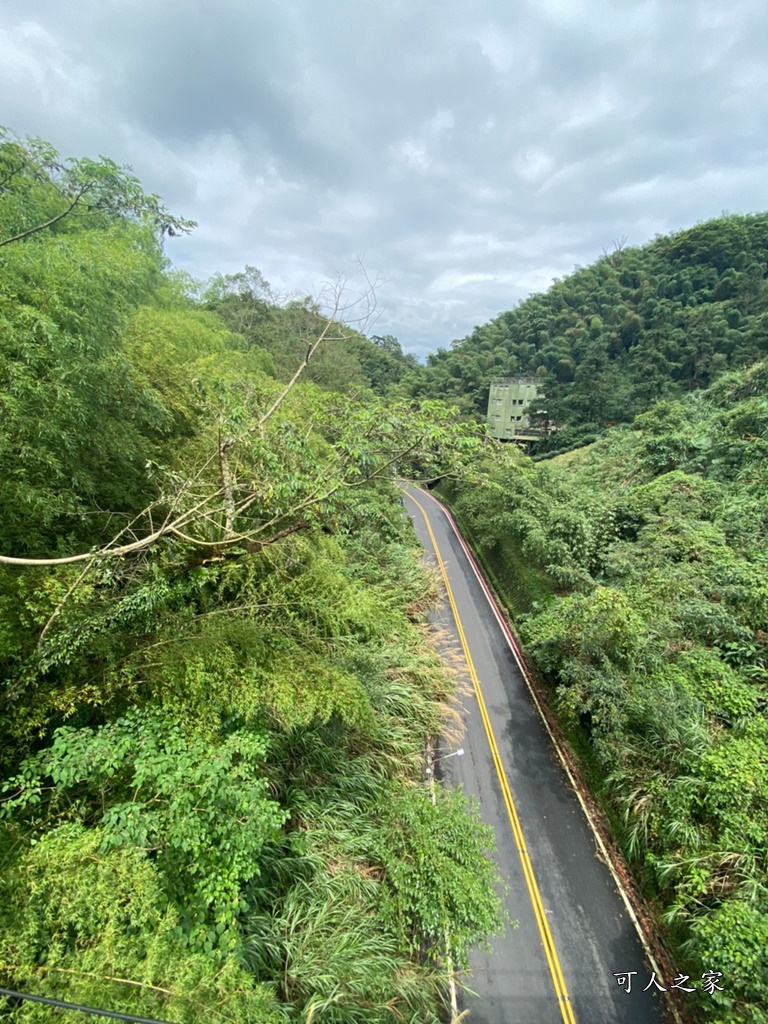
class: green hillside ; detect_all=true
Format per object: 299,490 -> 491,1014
406,213 -> 768,451
414,211 -> 768,1023
0,131 -> 499,1023
450,364 -> 768,1023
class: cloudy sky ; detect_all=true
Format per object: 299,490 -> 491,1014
2,0 -> 767,359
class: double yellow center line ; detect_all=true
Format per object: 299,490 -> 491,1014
408,490 -> 576,1024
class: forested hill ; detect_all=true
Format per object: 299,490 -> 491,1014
406,213 -> 768,448
200,266 -> 418,396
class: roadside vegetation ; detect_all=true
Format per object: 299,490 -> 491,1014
0,129 -> 504,1023
411,208 -> 768,1023
448,364 -> 768,1023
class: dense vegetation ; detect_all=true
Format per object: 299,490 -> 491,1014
404,214 -> 768,453
6,123 -> 766,1024
447,362 -> 768,1022
420,214 -> 768,1023
0,130 -> 504,1022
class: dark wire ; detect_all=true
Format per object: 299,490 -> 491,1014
0,987 -> 178,1024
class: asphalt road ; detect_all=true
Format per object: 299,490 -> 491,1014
403,486 -> 672,1024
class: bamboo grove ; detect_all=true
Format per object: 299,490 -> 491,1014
0,130 -> 504,1023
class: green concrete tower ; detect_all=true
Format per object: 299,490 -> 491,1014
486,377 -> 544,441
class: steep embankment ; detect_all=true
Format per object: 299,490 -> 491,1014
0,130 -> 502,1023
449,363 -> 768,1024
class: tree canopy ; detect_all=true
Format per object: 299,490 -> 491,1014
0,131 -> 502,1023
402,212 -> 768,452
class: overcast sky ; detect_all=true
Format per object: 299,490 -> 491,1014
2,0 -> 767,359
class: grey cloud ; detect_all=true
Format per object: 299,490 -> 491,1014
1,0 -> 768,357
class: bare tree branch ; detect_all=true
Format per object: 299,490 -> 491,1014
36,560 -> 95,651
252,270 -> 377,432
0,184 -> 91,247
0,270 -> 380,568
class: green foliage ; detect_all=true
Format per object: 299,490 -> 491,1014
0,126 -> 195,245
0,225 -> 168,552
450,362 -> 768,1024
246,867 -> 444,1024
376,787 -> 506,969
405,213 -> 768,452
685,902 -> 768,1023
0,129 -> 505,1022
3,712 -> 287,949
0,824 -> 286,1023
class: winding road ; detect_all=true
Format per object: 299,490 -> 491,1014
403,486 -> 673,1024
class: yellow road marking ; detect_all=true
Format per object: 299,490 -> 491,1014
408,489 -> 577,1024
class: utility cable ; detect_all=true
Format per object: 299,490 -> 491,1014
0,987 -> 177,1024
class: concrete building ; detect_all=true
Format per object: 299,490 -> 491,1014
486,377 -> 545,441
